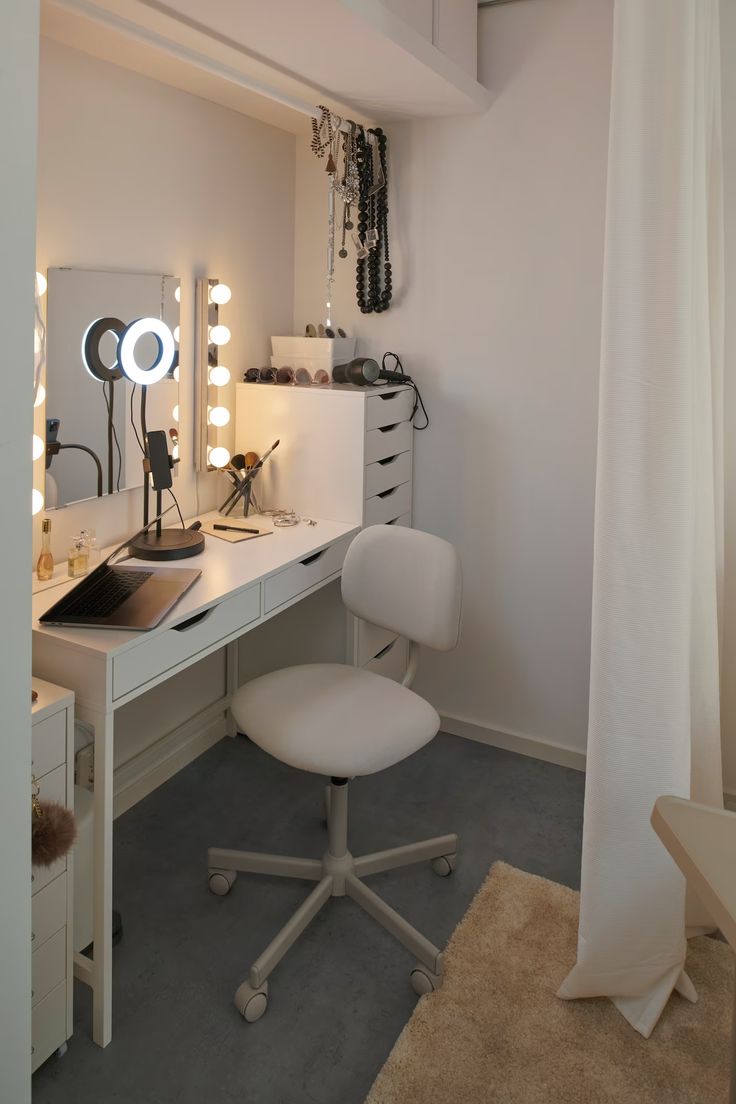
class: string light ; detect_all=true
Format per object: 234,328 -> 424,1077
209,446 -> 230,468
209,365 -> 230,387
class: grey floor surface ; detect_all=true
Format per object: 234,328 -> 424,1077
32,732 -> 584,1104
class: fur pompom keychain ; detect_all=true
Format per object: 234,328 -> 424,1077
32,775 -> 77,867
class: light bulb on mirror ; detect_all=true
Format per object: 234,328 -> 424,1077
209,405 -> 230,427
32,488 -> 44,515
210,324 -> 231,346
210,283 -> 231,305
36,272 -> 47,296
172,405 -> 179,422
173,366 -> 180,383
174,286 -> 181,303
32,434 -> 44,461
173,325 -> 180,343
34,383 -> 46,408
172,444 -> 180,461
209,446 -> 230,468
209,365 -> 230,387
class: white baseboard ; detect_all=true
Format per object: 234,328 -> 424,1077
113,699 -> 228,818
441,713 -> 587,773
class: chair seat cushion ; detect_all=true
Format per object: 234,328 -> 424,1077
231,664 -> 440,778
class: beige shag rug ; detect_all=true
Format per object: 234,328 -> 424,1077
366,863 -> 733,1104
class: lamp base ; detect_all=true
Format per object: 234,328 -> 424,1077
129,529 -> 205,561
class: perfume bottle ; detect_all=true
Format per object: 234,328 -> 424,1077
81,528 -> 101,567
36,518 -> 54,582
67,536 -> 89,579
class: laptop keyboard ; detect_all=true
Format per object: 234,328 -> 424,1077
58,568 -> 153,619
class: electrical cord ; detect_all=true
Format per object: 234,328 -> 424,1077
129,383 -> 145,454
381,352 -> 429,430
168,487 -> 186,529
102,381 -> 124,490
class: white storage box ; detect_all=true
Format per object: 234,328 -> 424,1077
271,336 -> 356,366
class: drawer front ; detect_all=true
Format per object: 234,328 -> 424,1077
32,981 -> 67,1074
32,710 -> 67,780
264,535 -> 352,614
386,511 -> 411,528
364,636 -> 408,682
32,764 -> 69,896
113,583 -> 261,700
32,926 -> 66,1007
364,451 -> 412,499
364,482 -> 412,527
365,421 -> 412,464
32,873 -> 67,951
365,388 -> 414,430
356,619 -> 397,667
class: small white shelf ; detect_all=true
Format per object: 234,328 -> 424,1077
42,0 -> 490,129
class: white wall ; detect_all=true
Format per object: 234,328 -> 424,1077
36,39 -> 296,771
720,0 -> 736,793
1,4 -> 38,1098
295,0 -> 613,761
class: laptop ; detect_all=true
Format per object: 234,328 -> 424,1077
39,516 -> 202,631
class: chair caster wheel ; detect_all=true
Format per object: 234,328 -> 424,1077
209,868 -> 237,896
410,962 -> 443,996
234,979 -> 269,1022
431,853 -> 456,877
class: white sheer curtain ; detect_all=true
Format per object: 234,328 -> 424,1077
557,0 -> 725,1038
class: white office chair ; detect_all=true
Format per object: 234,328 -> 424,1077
208,524 -> 462,1022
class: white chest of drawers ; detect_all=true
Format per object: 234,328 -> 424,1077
31,678 -> 74,1074
235,382 -> 415,676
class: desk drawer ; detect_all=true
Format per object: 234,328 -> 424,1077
32,873 -> 67,951
356,620 -> 396,667
365,421 -> 412,464
32,711 -> 67,780
113,584 -> 261,700
365,388 -> 414,430
364,451 -> 412,499
364,636 -> 408,682
386,511 -> 411,528
364,483 -> 412,527
32,981 -> 67,1074
264,536 -> 352,614
32,763 -> 68,896
32,926 -> 66,1007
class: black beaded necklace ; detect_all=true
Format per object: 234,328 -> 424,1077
355,128 -> 392,314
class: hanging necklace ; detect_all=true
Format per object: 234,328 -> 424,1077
355,128 -> 392,314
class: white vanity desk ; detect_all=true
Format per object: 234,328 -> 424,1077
31,512 -> 359,1049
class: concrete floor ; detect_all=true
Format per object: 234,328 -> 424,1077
32,732 -> 584,1104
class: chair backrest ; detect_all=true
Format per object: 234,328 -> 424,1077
341,525 -> 462,651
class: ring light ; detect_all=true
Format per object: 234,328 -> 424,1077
118,317 -> 176,386
81,316 -> 125,382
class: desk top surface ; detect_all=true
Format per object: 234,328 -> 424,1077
652,796 -> 736,948
32,512 -> 358,659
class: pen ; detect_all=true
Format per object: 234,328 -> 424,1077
214,524 -> 261,534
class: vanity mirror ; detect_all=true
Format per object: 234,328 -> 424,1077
45,268 -> 180,509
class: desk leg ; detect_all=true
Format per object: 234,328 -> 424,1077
80,705 -> 114,1048
225,641 -> 239,737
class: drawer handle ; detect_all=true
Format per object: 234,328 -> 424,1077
378,423 -> 399,434
377,392 -> 400,402
378,454 -> 398,466
386,516 -> 402,525
377,487 -> 398,500
32,932 -> 36,943
300,550 -> 326,567
374,640 -> 396,660
173,608 -> 215,632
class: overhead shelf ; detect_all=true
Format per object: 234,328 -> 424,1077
42,0 -> 490,132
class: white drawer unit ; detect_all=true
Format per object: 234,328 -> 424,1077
234,380 -> 416,680
31,678 -> 74,1074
